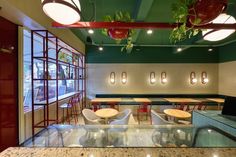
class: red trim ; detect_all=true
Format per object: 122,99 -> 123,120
52,21 -> 236,30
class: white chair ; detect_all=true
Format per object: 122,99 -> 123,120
110,109 -> 131,124
82,109 -> 104,125
151,110 -> 177,146
151,110 -> 175,125
80,109 -> 105,146
108,109 -> 132,146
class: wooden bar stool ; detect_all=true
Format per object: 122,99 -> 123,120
137,102 -> 151,124
60,97 -> 72,124
60,97 -> 78,124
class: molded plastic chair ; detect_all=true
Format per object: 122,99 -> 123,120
108,109 -> 132,146
151,110 -> 175,125
109,109 -> 131,125
82,109 -> 104,125
151,110 -> 176,147
81,109 -> 104,146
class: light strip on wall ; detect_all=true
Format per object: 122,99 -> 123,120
121,72 -> 127,84
110,72 -> 115,84
190,72 -> 197,84
150,72 -> 156,84
201,71 -> 209,84
161,72 -> 167,84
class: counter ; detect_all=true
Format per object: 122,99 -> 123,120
1,147 -> 236,157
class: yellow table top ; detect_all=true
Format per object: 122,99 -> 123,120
206,98 -> 225,103
133,98 -> 151,103
91,98 -> 122,103
95,108 -> 119,119
164,98 -> 201,103
164,109 -> 191,119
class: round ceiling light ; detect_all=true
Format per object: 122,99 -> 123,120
41,0 -> 81,25
202,14 -> 236,41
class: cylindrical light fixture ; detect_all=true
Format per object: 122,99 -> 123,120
190,72 -> 197,84
202,14 -> 236,41
201,71 -> 209,84
161,72 -> 167,84
41,0 -> 81,25
110,72 -> 115,84
121,72 -> 127,84
150,72 -> 156,84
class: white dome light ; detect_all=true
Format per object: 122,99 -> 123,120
41,0 -> 81,25
202,14 -> 236,41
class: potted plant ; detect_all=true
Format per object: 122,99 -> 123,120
170,0 -> 227,43
102,11 -> 135,52
188,0 -> 227,26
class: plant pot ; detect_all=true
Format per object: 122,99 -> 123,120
188,0 -> 227,26
108,28 -> 129,40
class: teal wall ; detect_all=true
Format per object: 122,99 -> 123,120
86,43 -> 236,63
86,45 -> 219,63
219,42 -> 236,63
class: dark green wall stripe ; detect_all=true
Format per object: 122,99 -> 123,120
86,42 -> 236,63
86,45 -> 219,63
219,42 -> 236,63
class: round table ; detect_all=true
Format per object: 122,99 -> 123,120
164,109 -> 191,119
95,108 -> 119,124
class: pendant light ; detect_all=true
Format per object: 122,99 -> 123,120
41,0 -> 81,25
202,14 -> 236,41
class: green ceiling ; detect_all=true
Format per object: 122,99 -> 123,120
71,0 -> 236,47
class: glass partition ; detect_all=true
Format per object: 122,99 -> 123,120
23,125 -> 236,148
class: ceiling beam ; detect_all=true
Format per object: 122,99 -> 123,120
131,0 -> 155,42
53,21 -> 236,29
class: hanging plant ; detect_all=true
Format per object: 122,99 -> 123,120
170,0 -> 227,43
102,11 -> 135,53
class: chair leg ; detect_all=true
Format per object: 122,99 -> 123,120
66,107 -> 70,124
137,112 -> 140,124
72,105 -> 77,124
62,109 -> 65,123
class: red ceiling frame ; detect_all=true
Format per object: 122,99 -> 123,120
52,22 -> 236,30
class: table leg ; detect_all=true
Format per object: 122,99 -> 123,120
218,103 -> 222,110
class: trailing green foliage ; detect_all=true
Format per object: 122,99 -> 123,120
102,11 -> 135,53
170,0 -> 201,43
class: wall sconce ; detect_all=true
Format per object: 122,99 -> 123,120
161,72 -> 167,84
150,72 -> 156,84
121,72 -> 127,84
110,72 -> 115,84
201,71 -> 209,84
190,72 -> 197,84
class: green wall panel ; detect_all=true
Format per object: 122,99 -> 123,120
219,42 -> 236,63
86,45 -> 219,63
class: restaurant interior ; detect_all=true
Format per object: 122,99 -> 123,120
1,0 -> 236,156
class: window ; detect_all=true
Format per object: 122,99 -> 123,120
23,29 -> 83,112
